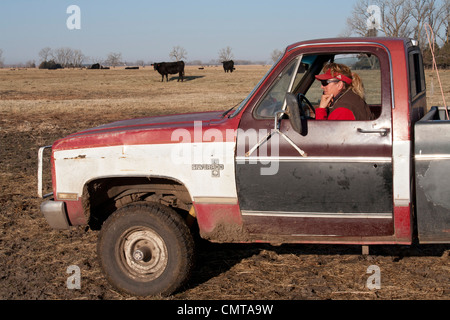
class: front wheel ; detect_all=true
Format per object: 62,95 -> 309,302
97,202 -> 195,296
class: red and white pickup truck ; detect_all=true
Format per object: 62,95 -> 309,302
38,37 -> 450,296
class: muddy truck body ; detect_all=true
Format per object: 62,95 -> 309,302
38,38 -> 450,296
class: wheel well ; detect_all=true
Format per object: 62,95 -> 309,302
83,177 -> 193,230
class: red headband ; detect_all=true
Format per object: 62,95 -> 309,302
315,69 -> 352,85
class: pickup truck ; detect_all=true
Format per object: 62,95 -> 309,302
37,37 -> 450,296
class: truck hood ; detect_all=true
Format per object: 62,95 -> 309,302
52,111 -> 237,151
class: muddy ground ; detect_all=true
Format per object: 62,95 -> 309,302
0,69 -> 449,301
1,111 -> 448,302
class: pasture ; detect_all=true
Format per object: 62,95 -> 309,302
0,65 -> 449,300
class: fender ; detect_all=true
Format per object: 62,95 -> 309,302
50,112 -> 243,232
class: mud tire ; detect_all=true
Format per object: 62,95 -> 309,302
97,202 -> 195,296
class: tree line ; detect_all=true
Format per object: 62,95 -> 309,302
345,0 -> 450,68
34,45 -> 245,69
37,47 -> 125,69
38,47 -> 85,68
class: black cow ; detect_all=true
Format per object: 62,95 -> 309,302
90,63 -> 109,69
152,61 -> 185,82
222,60 -> 235,73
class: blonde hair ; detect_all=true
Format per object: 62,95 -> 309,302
322,63 -> 365,100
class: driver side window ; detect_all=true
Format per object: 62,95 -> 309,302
255,53 -> 382,120
304,53 -> 382,119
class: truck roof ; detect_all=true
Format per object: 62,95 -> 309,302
285,37 -> 414,52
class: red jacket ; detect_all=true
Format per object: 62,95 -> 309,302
315,89 -> 373,121
315,107 -> 355,120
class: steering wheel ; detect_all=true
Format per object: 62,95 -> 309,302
297,94 -> 315,118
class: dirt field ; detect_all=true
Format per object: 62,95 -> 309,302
0,65 -> 449,301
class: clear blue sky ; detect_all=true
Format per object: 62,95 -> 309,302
0,0 -> 358,64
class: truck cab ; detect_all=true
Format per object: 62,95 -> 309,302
224,38 -> 424,244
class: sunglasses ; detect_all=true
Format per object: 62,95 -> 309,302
320,79 -> 341,86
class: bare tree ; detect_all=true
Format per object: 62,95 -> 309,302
444,0 -> 450,43
105,52 -> 122,67
346,0 -> 450,42
71,49 -> 85,67
53,47 -> 74,67
25,60 -> 36,68
344,0 -> 374,36
409,0 -> 449,48
380,0 -> 414,37
427,0 -> 450,44
169,46 -> 187,61
270,49 -> 283,64
0,49 -> 4,67
218,46 -> 234,61
345,0 -> 413,37
38,47 -> 53,63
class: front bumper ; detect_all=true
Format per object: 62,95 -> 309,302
41,199 -> 70,230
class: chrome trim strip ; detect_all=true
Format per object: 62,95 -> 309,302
415,154 -> 450,161
292,234 -> 339,237
236,156 -> 391,163
288,41 -> 395,109
242,210 -> 392,219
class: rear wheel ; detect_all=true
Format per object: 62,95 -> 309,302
97,202 -> 195,296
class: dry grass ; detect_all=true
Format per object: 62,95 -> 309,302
426,69 -> 450,108
0,66 -> 448,125
0,66 -> 270,123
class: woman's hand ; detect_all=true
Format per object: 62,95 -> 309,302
319,94 -> 333,109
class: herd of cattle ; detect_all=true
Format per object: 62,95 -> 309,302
152,60 -> 236,82
151,60 -> 235,82
89,60 -> 235,82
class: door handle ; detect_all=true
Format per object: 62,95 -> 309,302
357,128 -> 390,136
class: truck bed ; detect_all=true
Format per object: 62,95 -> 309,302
414,106 -> 450,243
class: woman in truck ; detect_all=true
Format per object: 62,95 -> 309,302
314,63 -> 374,121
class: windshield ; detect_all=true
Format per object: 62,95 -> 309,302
254,57 -> 301,118
229,54 -> 283,118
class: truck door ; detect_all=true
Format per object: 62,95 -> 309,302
236,48 -> 394,238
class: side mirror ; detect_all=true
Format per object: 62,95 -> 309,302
247,93 -> 308,158
284,93 -> 302,134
